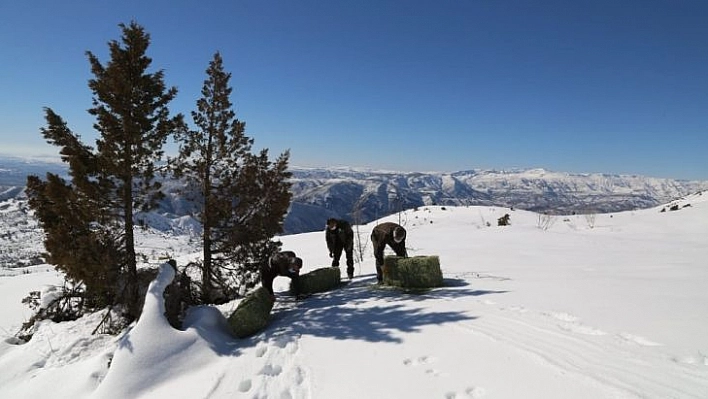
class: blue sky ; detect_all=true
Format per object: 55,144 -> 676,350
1,1 -> 706,180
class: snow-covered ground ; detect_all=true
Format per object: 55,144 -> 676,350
1,192 -> 707,398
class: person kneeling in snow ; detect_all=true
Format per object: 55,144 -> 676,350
260,251 -> 303,301
371,222 -> 408,283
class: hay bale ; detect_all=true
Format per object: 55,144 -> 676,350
227,286 -> 274,338
383,255 -> 443,288
291,267 -> 341,295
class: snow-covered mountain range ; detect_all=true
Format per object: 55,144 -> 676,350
2,155 -> 707,245
285,166 -> 708,233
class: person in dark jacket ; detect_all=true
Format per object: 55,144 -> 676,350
371,222 -> 408,283
260,250 -> 303,300
326,218 -> 355,279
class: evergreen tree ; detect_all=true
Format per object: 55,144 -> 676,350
26,22 -> 184,321
173,52 -> 292,302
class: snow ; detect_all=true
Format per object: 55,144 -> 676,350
1,192 -> 707,398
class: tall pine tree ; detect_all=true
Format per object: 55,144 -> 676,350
173,52 -> 292,302
26,22 -> 184,321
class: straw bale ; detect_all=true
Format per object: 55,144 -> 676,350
227,286 -> 274,338
383,255 -> 443,288
292,267 -> 341,295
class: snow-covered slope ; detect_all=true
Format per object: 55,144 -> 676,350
1,191 -> 706,398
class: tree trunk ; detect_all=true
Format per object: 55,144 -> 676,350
124,159 -> 139,319
201,162 -> 213,303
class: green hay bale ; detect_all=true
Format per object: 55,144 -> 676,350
291,267 -> 341,295
227,286 -> 274,338
383,255 -> 443,288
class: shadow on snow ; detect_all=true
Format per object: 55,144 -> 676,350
260,275 -> 507,344
174,273 -> 508,355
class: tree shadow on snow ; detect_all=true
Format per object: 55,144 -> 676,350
345,275 -> 509,304
260,276 -> 508,343
183,274 -> 509,354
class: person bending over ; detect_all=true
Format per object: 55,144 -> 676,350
261,250 -> 303,300
371,222 -> 408,283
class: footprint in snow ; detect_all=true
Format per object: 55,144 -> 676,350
403,355 -> 435,366
404,356 -> 445,377
465,386 -> 487,398
444,386 -> 487,398
249,334 -> 309,397
272,335 -> 295,349
285,338 -> 299,354
237,379 -> 252,392
260,363 -> 283,376
425,368 -> 443,377
292,365 -> 306,385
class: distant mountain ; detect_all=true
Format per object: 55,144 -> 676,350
1,156 -> 707,237
0,156 -> 66,201
284,167 -> 708,233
